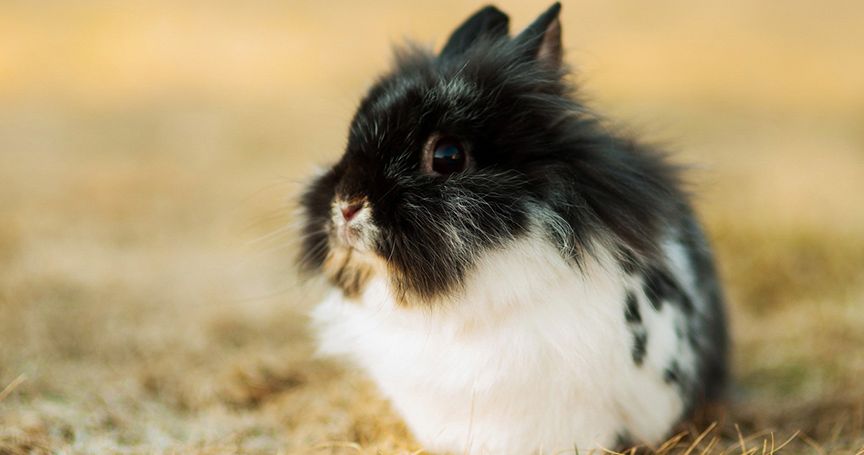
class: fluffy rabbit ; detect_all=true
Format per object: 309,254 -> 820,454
298,3 -> 728,453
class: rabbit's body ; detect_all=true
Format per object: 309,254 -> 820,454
299,3 -> 727,453
314,221 -> 723,453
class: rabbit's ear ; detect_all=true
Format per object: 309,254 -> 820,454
513,3 -> 562,68
440,5 -> 509,59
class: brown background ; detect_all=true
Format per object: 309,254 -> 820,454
1,1 -> 863,453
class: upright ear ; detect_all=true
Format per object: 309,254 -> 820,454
513,2 -> 562,68
440,5 -> 510,59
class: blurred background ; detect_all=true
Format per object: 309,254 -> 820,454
1,1 -> 863,453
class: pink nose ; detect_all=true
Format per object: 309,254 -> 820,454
340,202 -> 363,222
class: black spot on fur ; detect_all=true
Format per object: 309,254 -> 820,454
631,331 -> 647,366
642,267 -> 673,311
614,431 -> 634,451
625,291 -> 648,368
664,360 -> 682,385
642,266 -> 694,314
624,291 -> 641,324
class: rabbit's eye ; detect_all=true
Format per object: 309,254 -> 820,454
424,135 -> 469,175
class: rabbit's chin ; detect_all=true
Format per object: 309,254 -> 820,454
321,243 -> 457,307
321,244 -> 387,299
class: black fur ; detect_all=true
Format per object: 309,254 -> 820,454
299,168 -> 339,271
631,330 -> 648,367
614,431 -> 635,452
300,7 -> 689,300
678,214 -> 729,405
624,289 -> 649,368
624,291 -> 641,324
439,5 -> 509,59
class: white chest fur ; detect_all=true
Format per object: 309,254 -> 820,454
312,234 -> 692,454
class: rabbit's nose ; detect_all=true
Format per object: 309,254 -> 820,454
340,201 -> 364,222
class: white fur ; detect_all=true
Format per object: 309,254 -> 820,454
312,232 -> 693,454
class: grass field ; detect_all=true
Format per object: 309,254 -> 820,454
1,1 -> 864,453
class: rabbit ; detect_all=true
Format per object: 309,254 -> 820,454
297,3 -> 728,453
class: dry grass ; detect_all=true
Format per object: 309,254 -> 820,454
1,1 -> 864,453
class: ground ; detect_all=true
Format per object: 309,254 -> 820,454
1,1 -> 864,454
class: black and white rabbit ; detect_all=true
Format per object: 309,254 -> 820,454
298,3 -> 728,453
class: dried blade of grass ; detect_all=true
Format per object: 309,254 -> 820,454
683,422 -> 718,455
829,418 -> 846,445
721,428 -> 775,454
855,402 -> 864,437
771,431 -> 800,454
0,374 -> 26,403
799,433 -> 827,455
311,441 -> 364,452
0,439 -> 51,455
698,436 -> 719,455
735,424 -> 748,454
655,430 -> 689,454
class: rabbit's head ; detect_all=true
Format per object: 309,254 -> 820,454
299,3 -> 683,304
